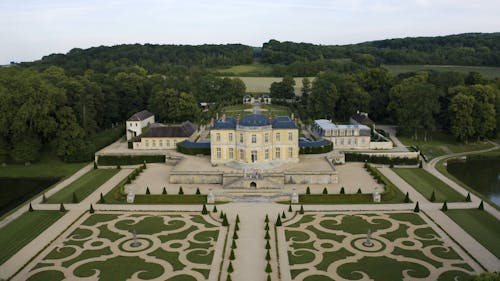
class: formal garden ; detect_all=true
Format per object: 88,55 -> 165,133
19,212 -> 225,281
281,212 -> 476,281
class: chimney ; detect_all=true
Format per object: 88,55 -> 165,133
236,114 -> 240,126
291,113 -> 295,120
216,112 -> 219,120
222,114 -> 226,122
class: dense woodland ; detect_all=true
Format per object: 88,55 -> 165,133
0,33 -> 499,164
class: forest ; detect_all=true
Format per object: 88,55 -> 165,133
0,33 -> 499,164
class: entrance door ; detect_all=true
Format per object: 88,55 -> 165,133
251,150 -> 257,163
250,182 -> 257,189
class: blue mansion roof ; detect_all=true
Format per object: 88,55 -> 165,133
212,114 -> 296,129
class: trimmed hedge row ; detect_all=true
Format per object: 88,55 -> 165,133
299,142 -> 333,154
97,155 -> 165,166
299,194 -> 373,204
176,143 -> 211,155
365,163 -> 403,201
133,194 -> 207,204
345,153 -> 419,165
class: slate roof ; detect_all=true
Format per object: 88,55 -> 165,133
239,114 -> 269,127
351,112 -> 374,126
128,110 -> 154,121
141,121 -> 196,138
212,114 -> 297,129
272,116 -> 297,129
212,117 -> 237,129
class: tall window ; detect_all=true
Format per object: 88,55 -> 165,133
145,140 -> 149,147
167,140 -> 170,147
288,132 -> 293,141
265,133 -> 269,143
239,149 -> 244,160
276,148 -> 281,159
240,134 -> 243,143
216,148 -> 221,159
229,133 -> 233,142
288,147 -> 293,158
276,133 -> 280,142
252,134 -> 256,143
152,140 -> 156,147
216,133 -> 221,142
159,140 -> 163,147
229,148 -> 234,159
265,149 -> 269,160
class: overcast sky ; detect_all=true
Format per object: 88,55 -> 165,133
1,0 -> 499,64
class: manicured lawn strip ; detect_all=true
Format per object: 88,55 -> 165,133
445,209 -> 500,259
398,130 -> 493,160
133,195 -> 207,204
0,153 -> 86,178
0,211 -> 64,265
299,194 -> 372,204
46,169 -> 119,203
214,63 -> 275,76
392,168 -> 464,202
261,104 -> 291,116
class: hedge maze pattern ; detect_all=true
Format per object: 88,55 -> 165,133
23,213 -> 221,281
284,213 -> 474,281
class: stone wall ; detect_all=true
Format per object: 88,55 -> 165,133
169,171 -> 222,184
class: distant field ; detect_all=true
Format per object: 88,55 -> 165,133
215,63 -> 274,76
383,64 -> 500,78
236,77 -> 313,95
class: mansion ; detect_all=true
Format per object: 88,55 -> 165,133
312,119 -> 372,149
210,114 -> 299,164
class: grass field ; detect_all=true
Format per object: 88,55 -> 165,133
446,209 -> 500,259
383,64 -> 500,78
220,104 -> 252,117
393,168 -> 464,202
214,63 -> 275,76
398,130 -> 494,160
0,153 -> 86,178
0,211 -> 64,265
46,169 -> 119,203
236,77 -> 312,95
221,104 -> 291,118
261,104 -> 291,116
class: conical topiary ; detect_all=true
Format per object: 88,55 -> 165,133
213,205 -> 218,212
265,262 -> 272,273
265,214 -> 269,223
226,274 -> 232,281
235,223 -> 239,231
340,187 -> 345,194
265,223 -> 269,231
282,211 -> 286,219
229,249 -> 235,260
441,201 -> 448,211
178,186 -> 184,195
162,187 -> 167,195
28,203 -> 34,212
59,203 -> 66,212
196,187 -> 201,195
357,188 -> 362,194
299,205 -> 304,214
267,274 -> 271,281
413,202 -> 420,213
233,229 -> 239,239
72,192 -> 79,203
146,187 -> 150,195
222,214 -> 229,226
430,190 -> 436,202
227,261 -> 234,273
265,230 -> 270,240
99,193 -> 105,203
306,186 -> 311,194
465,192 -> 471,202
231,239 -> 237,249
220,211 -> 224,219
265,240 -> 271,249
404,192 -> 410,203
202,204 -> 208,215
478,200 -> 484,210
42,194 -> 47,203
266,249 -> 271,261
288,204 -> 292,212
89,204 -> 95,214
276,214 -> 282,226
322,187 -> 328,195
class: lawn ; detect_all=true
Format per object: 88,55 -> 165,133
235,76 -> 312,95
382,64 -> 500,79
393,168 -> 465,202
220,104 -> 252,117
398,130 -> 493,160
0,153 -> 86,178
214,63 -> 275,76
22,212 -> 222,281
46,169 -> 119,203
261,104 -> 291,117
0,211 -> 64,265
283,212 -> 474,281
220,104 -> 292,118
446,209 -> 500,259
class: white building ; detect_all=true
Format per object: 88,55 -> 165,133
126,110 -> 155,140
312,119 -> 371,149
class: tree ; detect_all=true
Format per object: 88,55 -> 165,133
265,262 -> 272,273
11,131 -> 42,163
266,249 -> 271,261
308,73 -> 339,119
301,77 -> 312,104
356,68 -> 393,121
222,214 -> 229,226
281,211 -> 286,219
449,93 -> 475,143
149,89 -> 199,123
229,249 -> 235,260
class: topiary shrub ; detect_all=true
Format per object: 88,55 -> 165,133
227,261 -> 234,273
265,240 -> 271,250
441,201 -> 448,211
213,205 -> 218,212
413,202 -> 420,213
89,204 -> 95,214
265,214 -> 269,223
220,211 -> 224,219
265,230 -> 270,240
117,164 -> 121,169
236,214 -> 240,224
28,203 -> 33,212
265,262 -> 272,273
42,194 -> 47,203
178,186 -> 184,195
222,214 -> 229,226
340,187 -> 345,194
299,205 -> 304,214
196,187 -> 201,195
478,200 -> 484,210
229,249 -> 235,260
59,203 -> 66,212
72,192 -> 79,203
465,193 -> 471,202
404,192 -> 410,203
233,229 -> 239,239
266,249 -> 271,261
146,187 -> 150,195
162,187 -> 167,195
288,204 -> 292,212
202,204 -> 208,215
322,187 -> 328,195
306,186 -> 311,194
430,190 -> 436,202
94,161 -> 98,169
99,193 -> 105,204
281,211 -> 286,219
231,239 -> 237,249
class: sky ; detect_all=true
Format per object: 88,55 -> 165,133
1,0 -> 499,64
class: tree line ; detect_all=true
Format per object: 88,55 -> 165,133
271,69 -> 499,142
260,33 -> 500,66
